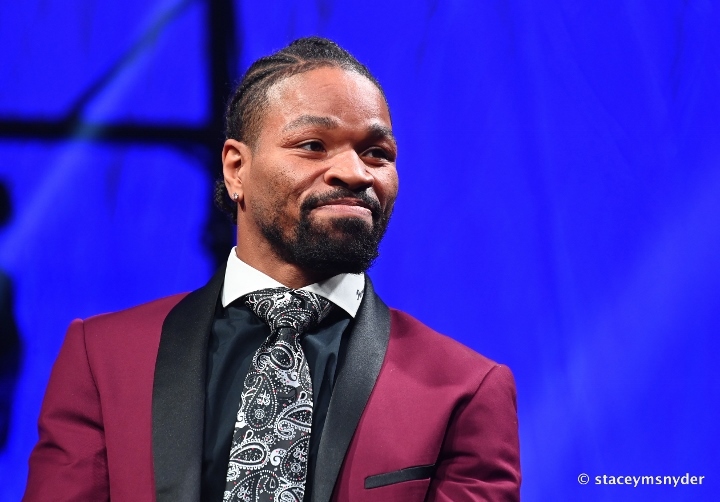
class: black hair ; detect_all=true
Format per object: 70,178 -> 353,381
214,36 -> 388,223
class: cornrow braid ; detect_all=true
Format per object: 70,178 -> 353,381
214,36 -> 388,223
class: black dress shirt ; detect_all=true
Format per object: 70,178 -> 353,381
201,301 -> 351,501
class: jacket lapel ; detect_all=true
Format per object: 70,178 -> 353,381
152,265 -> 225,502
311,278 -> 391,502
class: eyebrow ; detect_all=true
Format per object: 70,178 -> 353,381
283,115 -> 340,132
282,114 -> 396,145
367,123 -> 396,145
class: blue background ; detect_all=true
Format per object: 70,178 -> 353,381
1,1 -> 719,500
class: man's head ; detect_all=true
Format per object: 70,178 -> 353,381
218,37 -> 398,283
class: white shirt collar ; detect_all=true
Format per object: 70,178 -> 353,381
221,247 -> 365,318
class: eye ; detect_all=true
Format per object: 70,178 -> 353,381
298,140 -> 325,152
363,147 -> 393,161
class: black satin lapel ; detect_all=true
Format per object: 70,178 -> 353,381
152,266 -> 225,502
311,278 -> 391,502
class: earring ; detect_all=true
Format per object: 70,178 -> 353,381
233,193 -> 239,201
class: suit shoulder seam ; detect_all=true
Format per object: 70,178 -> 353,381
79,319 -> 104,410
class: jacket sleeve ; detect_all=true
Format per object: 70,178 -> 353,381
24,319 -> 110,501
426,364 -> 521,502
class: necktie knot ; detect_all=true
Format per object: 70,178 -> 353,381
244,287 -> 332,336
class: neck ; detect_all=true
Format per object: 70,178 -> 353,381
235,238 -> 331,290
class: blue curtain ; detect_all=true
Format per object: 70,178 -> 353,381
1,1 -> 718,500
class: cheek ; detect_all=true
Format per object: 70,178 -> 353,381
254,162 -> 312,212
375,168 -> 399,207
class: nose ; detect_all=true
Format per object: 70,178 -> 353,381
323,150 -> 374,191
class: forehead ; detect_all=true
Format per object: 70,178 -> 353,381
260,66 -> 391,136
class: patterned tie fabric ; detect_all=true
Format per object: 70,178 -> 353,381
224,288 -> 333,502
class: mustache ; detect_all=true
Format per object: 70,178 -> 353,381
300,188 -> 383,219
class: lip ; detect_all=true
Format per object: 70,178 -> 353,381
312,198 -> 374,218
316,198 -> 373,210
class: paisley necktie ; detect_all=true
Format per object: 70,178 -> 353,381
224,288 -> 332,502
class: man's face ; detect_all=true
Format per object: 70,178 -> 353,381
238,66 -> 398,276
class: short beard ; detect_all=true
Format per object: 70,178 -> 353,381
258,188 -> 392,277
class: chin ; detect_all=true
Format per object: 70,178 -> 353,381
260,211 -> 387,276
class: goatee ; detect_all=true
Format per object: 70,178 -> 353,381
259,188 -> 392,276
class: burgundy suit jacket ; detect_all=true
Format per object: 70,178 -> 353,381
25,268 -> 521,501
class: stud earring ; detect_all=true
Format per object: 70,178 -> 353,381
233,193 -> 239,201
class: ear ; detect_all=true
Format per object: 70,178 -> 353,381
222,139 -> 252,208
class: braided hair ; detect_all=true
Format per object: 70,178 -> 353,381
214,36 -> 388,223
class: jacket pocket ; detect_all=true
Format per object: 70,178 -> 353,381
364,464 -> 436,489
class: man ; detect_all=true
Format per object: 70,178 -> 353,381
25,37 -> 520,501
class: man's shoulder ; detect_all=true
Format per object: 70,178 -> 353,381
387,307 -> 504,377
82,292 -> 189,332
